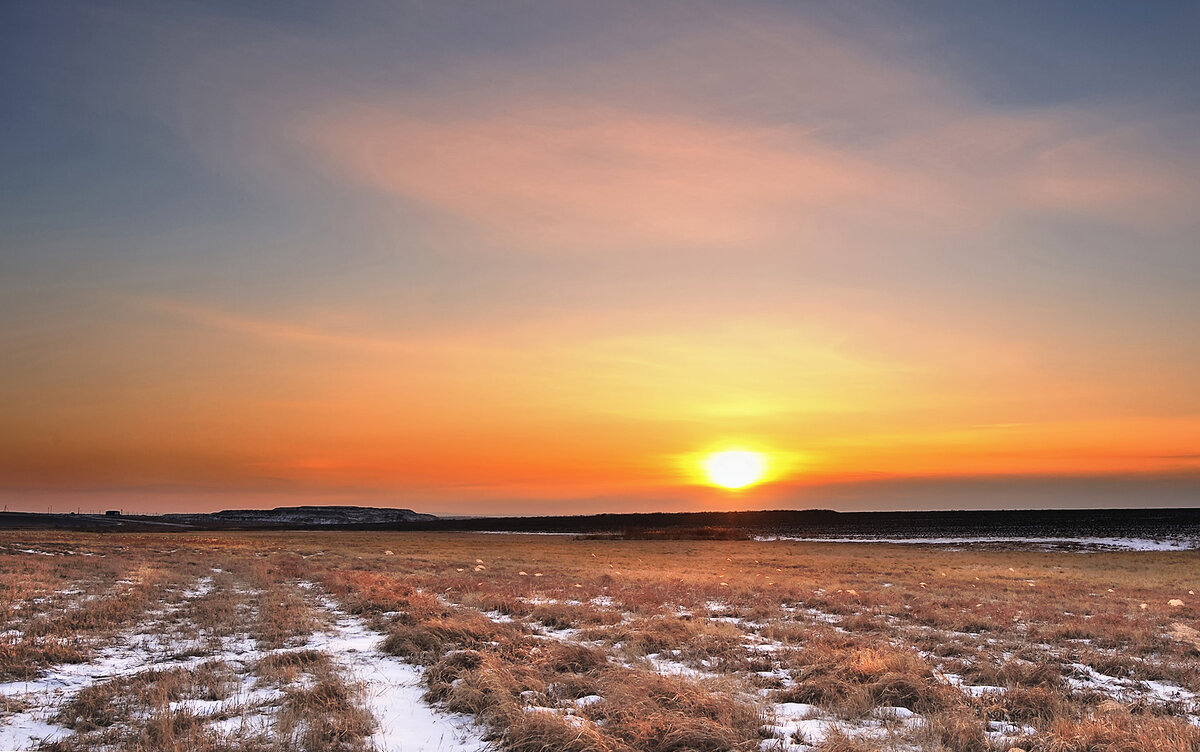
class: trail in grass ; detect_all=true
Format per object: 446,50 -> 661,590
308,589 -> 489,752
1,578 -> 490,751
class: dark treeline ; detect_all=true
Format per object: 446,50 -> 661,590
402,507 -> 1200,540
5,506 -> 1197,539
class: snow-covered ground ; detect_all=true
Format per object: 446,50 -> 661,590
497,594 -> 1035,749
755,535 -> 1200,551
6,559 -> 1197,752
310,592 -> 488,752
0,578 -> 489,752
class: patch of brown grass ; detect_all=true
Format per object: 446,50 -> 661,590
255,648 -> 329,685
775,642 -> 956,718
277,668 -> 375,752
1030,712 -> 1200,752
250,582 -> 320,650
56,661 -> 237,732
0,636 -> 88,681
384,608 -> 522,661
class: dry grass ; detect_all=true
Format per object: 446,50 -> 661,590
56,661 -> 238,732
275,666 -> 375,752
45,661 -> 246,751
421,636 -> 762,752
2,530 -> 1199,751
1030,712 -> 1200,752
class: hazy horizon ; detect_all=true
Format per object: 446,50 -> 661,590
3,2 -> 1199,515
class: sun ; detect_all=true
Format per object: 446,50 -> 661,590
702,450 -> 768,490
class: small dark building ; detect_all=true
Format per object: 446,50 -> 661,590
105,510 -> 121,517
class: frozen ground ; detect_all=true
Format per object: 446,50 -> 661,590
0,577 -> 488,752
309,590 -> 488,752
755,535 -> 1200,551
4,532 -> 1198,751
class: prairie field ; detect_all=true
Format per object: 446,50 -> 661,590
2,531 -> 1198,752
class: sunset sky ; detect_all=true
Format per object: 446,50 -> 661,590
3,1 -> 1199,515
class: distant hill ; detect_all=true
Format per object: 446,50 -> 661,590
155,505 -> 436,528
189,505 -> 436,526
0,505 -> 435,531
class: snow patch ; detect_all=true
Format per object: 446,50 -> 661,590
756,535 -> 1200,551
308,594 -> 488,752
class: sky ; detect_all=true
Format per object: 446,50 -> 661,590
2,1 -> 1199,516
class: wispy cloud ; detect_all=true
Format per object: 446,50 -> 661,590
300,105 -> 927,251
298,101 -> 1195,256
133,296 -> 409,353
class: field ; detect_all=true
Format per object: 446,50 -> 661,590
2,532 -> 1198,752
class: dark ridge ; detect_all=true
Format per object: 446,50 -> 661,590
2,506 -> 1198,540
403,507 -> 1200,541
0,505 -> 433,531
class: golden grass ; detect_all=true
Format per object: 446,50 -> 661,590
2,529 -> 1198,751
